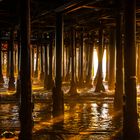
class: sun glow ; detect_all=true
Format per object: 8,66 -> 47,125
92,48 -> 106,81
93,48 -> 98,79
102,49 -> 106,81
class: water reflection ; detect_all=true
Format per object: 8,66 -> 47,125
0,104 -> 19,129
0,100 -> 122,140
64,102 -> 115,133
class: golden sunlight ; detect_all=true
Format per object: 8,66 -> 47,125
92,48 -> 106,80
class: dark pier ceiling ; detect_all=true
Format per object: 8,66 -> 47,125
0,0 -> 132,32
0,0 -> 140,34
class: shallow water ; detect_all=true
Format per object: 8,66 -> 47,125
0,97 -> 122,140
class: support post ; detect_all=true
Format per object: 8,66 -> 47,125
86,35 -> 94,87
123,0 -> 139,139
137,43 -> 140,84
34,45 -> 39,78
44,44 -> 48,89
14,45 -> 17,74
79,30 -> 84,86
52,12 -> 64,117
114,0 -> 124,109
65,43 -> 70,81
0,38 -> 4,86
31,45 -> 34,78
108,29 -> 115,90
68,28 -> 77,95
47,33 -> 54,90
105,43 -> 109,81
0,40 -> 4,87
19,0 -> 32,139
15,31 -> 21,98
8,28 -> 15,91
95,23 -> 105,92
6,44 -> 9,77
40,42 -> 44,81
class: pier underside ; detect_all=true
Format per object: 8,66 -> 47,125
0,0 -> 140,139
